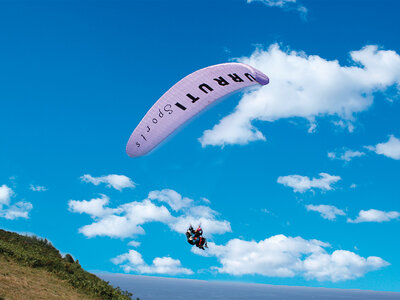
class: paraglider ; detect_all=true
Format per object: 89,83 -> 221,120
186,225 -> 207,250
126,63 -> 269,157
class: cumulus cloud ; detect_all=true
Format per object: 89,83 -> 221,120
1,201 -> 33,220
328,149 -> 365,162
29,184 -> 47,192
202,234 -> 388,282
199,44 -> 400,147
247,0 -> 307,19
69,189 -> 231,238
148,189 -> 192,212
111,250 -> 193,275
80,174 -> 135,191
68,194 -> 120,218
0,184 -> 33,220
367,135 -> 400,160
170,205 -> 231,236
277,173 -> 341,193
348,209 -> 400,223
305,204 -> 346,220
0,184 -> 13,206
303,250 -> 389,282
77,199 -> 173,238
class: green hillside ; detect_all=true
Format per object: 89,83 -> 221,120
0,229 -> 134,299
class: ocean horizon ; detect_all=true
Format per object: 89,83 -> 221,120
98,273 -> 400,300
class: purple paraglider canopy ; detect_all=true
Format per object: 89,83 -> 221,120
126,63 -> 269,157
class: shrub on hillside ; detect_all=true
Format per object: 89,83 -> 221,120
0,229 -> 133,299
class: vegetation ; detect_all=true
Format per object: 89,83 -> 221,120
0,229 -> 135,299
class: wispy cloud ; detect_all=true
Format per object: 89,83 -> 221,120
328,149 -> 365,162
199,45 -> 400,147
277,173 -> 341,193
201,197 -> 211,204
348,209 -> 400,223
80,174 -> 135,191
198,235 -> 388,282
29,184 -> 47,192
127,240 -> 141,248
247,0 -> 307,20
366,135 -> 400,160
111,250 -> 193,275
306,204 -> 346,220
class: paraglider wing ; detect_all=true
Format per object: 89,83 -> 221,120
126,63 -> 269,157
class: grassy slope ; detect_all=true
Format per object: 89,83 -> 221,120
0,229 -> 134,300
0,256 -> 95,299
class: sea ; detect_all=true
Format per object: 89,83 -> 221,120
97,273 -> 400,300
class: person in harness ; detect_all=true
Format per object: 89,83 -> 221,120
186,225 -> 208,250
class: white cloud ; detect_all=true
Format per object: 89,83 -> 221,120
199,44 -> 400,147
201,197 -> 211,204
305,204 -> 346,221
70,189 -> 231,238
328,149 -> 365,162
128,240 -> 141,247
77,200 -> 173,238
277,173 -> 341,193
248,0 -> 296,7
80,174 -> 135,191
170,205 -> 231,236
247,0 -> 307,19
350,183 -> 357,189
348,209 -> 400,223
29,184 -> 47,192
112,249 -> 144,266
327,153 -> 335,159
148,189 -> 192,212
303,250 -> 389,282
0,184 -> 33,220
203,234 -> 388,282
68,194 -> 120,218
1,201 -> 33,220
111,249 -> 193,275
367,135 -> 400,160
0,184 -> 13,206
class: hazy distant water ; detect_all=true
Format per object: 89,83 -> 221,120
98,273 -> 400,300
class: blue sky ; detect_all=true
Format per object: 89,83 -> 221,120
1,0 -> 400,292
